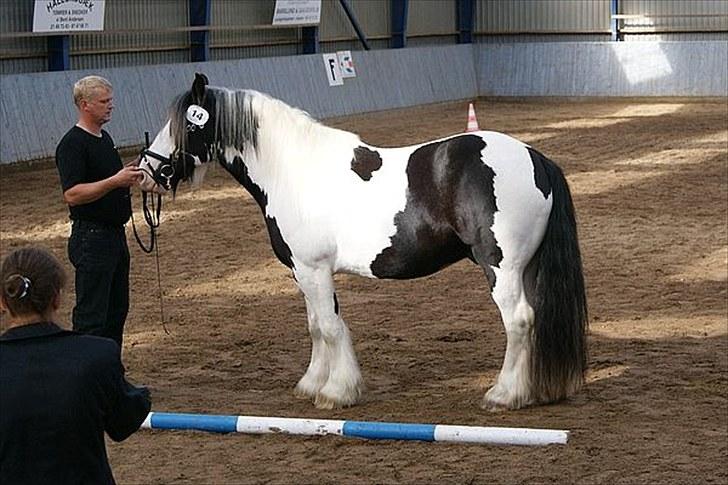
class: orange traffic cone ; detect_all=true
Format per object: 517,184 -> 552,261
465,103 -> 479,132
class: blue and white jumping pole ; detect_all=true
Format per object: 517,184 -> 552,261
142,412 -> 569,446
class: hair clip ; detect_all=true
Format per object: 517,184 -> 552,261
17,275 -> 31,299
6,274 -> 31,299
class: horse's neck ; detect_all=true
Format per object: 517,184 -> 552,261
256,97 -> 358,155
245,94 -> 360,184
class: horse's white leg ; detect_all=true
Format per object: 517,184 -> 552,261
293,294 -> 329,399
293,266 -> 363,409
483,268 -> 535,411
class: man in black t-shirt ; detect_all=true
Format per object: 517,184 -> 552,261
55,75 -> 142,347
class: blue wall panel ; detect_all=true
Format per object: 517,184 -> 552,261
477,41 -> 728,97
0,45 -> 477,164
1,41 -> 726,165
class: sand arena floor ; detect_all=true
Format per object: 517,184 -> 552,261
1,97 -> 726,484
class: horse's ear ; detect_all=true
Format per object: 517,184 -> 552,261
192,73 -> 208,103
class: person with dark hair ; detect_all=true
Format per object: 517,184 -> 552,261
0,246 -> 151,485
55,75 -> 142,347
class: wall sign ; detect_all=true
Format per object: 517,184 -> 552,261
33,0 -> 106,33
337,51 -> 356,78
273,0 -> 321,26
322,53 -> 344,86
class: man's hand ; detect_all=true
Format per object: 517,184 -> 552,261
64,166 -> 144,206
112,165 -> 143,188
124,155 -> 141,167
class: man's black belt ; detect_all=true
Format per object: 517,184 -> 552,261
72,219 -> 126,232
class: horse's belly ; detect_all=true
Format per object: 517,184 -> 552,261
334,232 -> 467,279
368,228 -> 468,279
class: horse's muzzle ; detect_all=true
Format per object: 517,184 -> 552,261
138,148 -> 177,193
138,170 -> 169,194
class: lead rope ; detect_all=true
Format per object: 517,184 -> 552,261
130,131 -> 169,335
131,191 -> 159,253
153,228 -> 168,335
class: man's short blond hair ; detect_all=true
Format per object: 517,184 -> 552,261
73,75 -> 113,107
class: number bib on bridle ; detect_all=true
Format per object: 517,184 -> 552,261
186,105 -> 209,130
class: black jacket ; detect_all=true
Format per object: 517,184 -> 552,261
0,322 -> 151,484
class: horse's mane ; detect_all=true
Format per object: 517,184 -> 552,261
169,86 -> 351,156
170,86 -> 258,154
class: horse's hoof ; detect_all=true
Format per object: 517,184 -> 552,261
314,389 -> 360,409
482,385 -> 533,411
293,386 -> 315,400
313,393 -> 338,410
481,398 -> 510,413
482,385 -> 517,411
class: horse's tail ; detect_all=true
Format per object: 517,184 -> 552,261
529,152 -> 588,404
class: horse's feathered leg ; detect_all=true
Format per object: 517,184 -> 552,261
475,149 -> 587,410
293,294 -> 329,400
468,239 -> 535,410
293,266 -> 363,409
482,266 -> 536,410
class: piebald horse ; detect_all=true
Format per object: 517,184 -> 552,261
139,74 -> 588,411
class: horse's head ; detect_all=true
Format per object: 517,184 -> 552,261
139,73 -> 216,195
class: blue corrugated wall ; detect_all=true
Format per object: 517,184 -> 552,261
1,42 -> 726,165
477,42 -> 728,97
0,45 -> 477,164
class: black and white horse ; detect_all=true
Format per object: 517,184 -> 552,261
139,74 -> 588,411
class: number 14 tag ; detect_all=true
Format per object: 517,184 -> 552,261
186,105 -> 209,127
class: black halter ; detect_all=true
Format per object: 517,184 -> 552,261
132,119 -> 210,253
129,142 -> 172,334
130,147 -> 175,254
140,148 -> 176,192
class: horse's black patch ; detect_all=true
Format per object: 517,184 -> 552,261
527,147 -> 552,199
351,146 -> 382,181
226,155 -> 267,208
265,216 -> 294,269
222,155 -> 294,269
371,135 -> 502,281
333,293 -> 339,315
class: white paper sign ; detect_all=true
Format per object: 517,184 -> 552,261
322,53 -> 344,87
186,105 -> 209,127
33,0 -> 106,33
273,0 -> 321,26
337,51 -> 356,78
